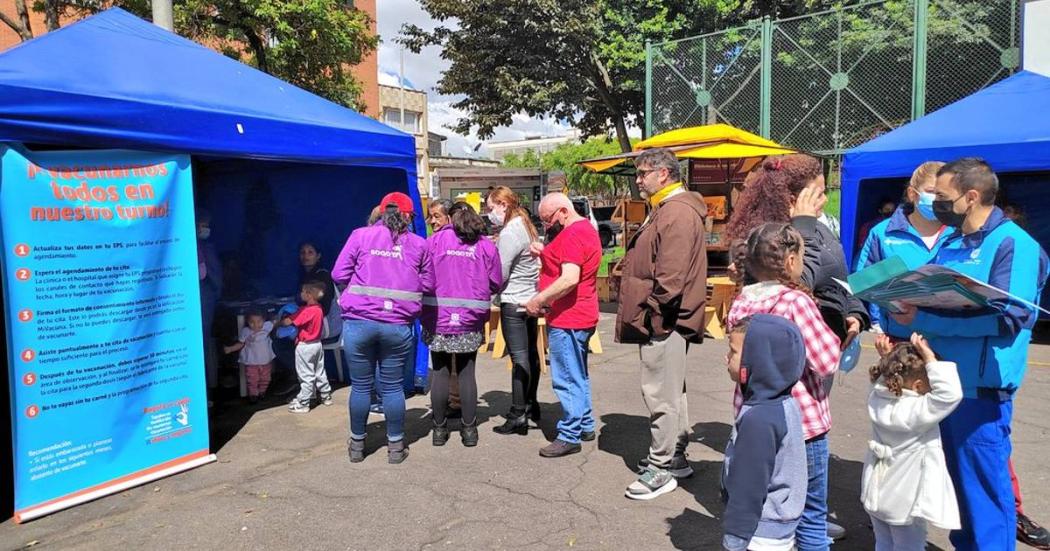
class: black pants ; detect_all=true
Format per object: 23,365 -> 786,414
500,303 -> 540,417
431,351 -> 477,425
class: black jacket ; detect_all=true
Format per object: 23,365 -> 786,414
791,215 -> 870,341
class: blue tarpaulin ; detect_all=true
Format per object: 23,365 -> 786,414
0,9 -> 430,387
841,70 -> 1050,263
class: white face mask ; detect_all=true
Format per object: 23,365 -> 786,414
487,209 -> 505,227
197,227 -> 211,240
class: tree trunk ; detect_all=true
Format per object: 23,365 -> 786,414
0,0 -> 34,41
241,27 -> 269,73
589,51 -> 639,198
43,0 -> 59,32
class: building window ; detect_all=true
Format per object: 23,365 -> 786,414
383,108 -> 421,134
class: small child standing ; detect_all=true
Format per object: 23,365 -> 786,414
722,314 -> 807,551
283,281 -> 331,413
224,309 -> 275,403
863,333 -> 962,550
726,222 -> 841,551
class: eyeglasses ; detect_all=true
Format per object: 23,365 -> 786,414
541,207 -> 564,226
636,167 -> 661,178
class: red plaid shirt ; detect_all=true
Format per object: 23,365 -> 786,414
727,282 -> 841,440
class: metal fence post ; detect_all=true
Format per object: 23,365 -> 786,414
760,16 -> 773,138
645,40 -> 653,139
911,0 -> 929,120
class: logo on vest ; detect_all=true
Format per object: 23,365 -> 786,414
383,300 -> 393,311
446,245 -> 476,259
370,244 -> 403,259
449,313 -> 461,326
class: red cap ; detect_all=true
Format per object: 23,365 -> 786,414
378,192 -> 415,215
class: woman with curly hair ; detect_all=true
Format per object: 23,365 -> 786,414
727,154 -> 869,344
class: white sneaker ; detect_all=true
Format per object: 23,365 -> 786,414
288,402 -> 310,414
625,467 -> 678,500
321,395 -> 334,407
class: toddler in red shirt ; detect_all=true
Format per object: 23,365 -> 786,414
283,281 -> 332,413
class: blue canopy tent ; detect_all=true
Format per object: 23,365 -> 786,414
842,70 -> 1050,260
0,9 -> 429,387
841,69 -> 1050,311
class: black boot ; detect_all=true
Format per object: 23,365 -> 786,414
432,422 -> 450,446
529,402 -> 542,423
493,412 -> 528,435
461,419 -> 479,447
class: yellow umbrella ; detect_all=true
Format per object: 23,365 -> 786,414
579,124 -> 798,175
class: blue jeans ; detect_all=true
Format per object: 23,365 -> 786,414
941,396 -> 1015,551
797,435 -> 829,551
547,327 -> 595,444
343,319 -> 412,442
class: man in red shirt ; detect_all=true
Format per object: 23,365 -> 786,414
525,192 -> 602,458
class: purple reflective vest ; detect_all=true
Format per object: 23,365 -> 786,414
421,225 -> 502,335
332,222 -> 433,325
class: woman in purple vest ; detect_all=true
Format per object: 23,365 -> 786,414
333,192 -> 433,465
422,202 -> 503,447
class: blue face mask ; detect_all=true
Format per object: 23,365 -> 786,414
915,191 -> 937,221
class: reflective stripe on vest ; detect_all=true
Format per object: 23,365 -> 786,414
422,296 -> 492,310
348,285 -> 422,302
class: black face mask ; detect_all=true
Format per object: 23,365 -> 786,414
546,221 -> 564,243
932,195 -> 967,227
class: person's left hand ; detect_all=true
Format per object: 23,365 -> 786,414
524,295 -> 545,317
842,315 -> 862,351
790,181 -> 827,218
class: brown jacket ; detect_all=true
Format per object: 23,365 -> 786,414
615,190 -> 708,344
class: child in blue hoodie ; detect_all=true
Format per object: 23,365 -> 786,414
723,314 -> 807,551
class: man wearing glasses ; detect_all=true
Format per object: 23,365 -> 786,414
616,147 -> 709,500
525,192 -> 602,458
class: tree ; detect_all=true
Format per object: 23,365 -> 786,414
502,137 -> 635,197
0,0 -> 377,111
400,1 -> 734,155
176,0 -> 378,110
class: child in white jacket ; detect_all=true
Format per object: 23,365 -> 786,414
863,333 -> 963,551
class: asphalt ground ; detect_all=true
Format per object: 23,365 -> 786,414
2,313 -> 1049,550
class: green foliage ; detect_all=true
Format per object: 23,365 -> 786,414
176,0 -> 377,110
401,1 -> 741,152
501,137 -> 636,196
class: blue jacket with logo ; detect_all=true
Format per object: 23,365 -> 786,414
906,208 -> 1048,398
854,207 -> 952,338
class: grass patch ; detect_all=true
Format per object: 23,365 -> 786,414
825,188 -> 841,218
599,246 -> 625,277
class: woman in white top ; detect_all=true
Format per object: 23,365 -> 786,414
863,333 -> 963,550
485,186 -> 542,436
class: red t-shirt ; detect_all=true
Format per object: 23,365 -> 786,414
291,304 -> 324,343
539,219 -> 601,329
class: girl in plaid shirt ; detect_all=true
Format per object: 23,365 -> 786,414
727,222 -> 841,551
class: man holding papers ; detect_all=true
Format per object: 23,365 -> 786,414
892,158 -> 1048,551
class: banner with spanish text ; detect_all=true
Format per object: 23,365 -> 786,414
0,145 -> 214,522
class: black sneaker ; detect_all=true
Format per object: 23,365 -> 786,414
581,431 -> 596,442
539,439 -> 581,458
1019,513 -> 1050,550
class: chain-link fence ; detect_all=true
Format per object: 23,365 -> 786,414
647,0 -> 1022,154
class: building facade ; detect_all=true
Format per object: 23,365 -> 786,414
485,129 -> 582,162
379,83 -> 429,196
